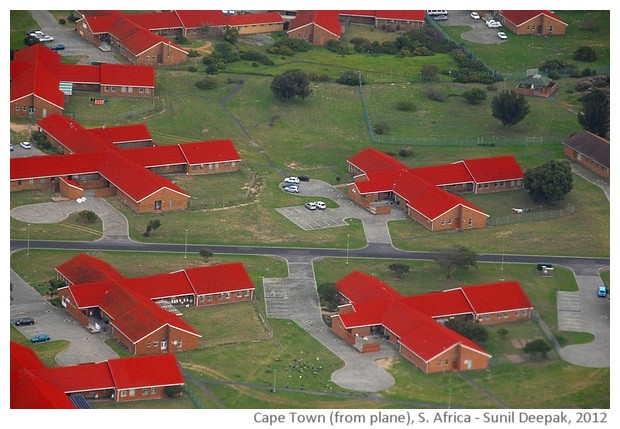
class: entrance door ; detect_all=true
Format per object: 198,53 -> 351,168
160,340 -> 167,351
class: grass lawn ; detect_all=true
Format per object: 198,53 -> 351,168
440,11 -> 610,78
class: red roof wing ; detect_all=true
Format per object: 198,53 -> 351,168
178,139 -> 241,165
462,155 -> 524,183
501,10 -> 567,26
402,289 -> 473,318
89,124 -> 153,145
34,362 -> 115,393
348,148 -> 407,174
411,161 -> 474,186
108,354 -> 184,389
336,271 -> 402,303
56,253 -> 124,284
184,262 -> 255,295
460,282 -> 534,314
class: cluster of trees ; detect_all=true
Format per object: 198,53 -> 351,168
524,160 -> 573,203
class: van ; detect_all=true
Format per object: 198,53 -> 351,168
427,10 -> 448,16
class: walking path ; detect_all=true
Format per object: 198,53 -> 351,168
10,177 -> 609,392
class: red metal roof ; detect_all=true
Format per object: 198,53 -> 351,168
402,289 -> 473,319
410,162 -> 474,187
175,10 -> 229,28
462,155 -> 524,184
335,272 -> 530,363
348,148 -> 407,174
179,140 -> 241,165
89,124 -> 153,145
501,10 -> 567,26
336,271 -> 402,303
34,361 -> 115,393
460,281 -> 534,314
100,63 -> 155,88
124,11 -> 182,30
56,253 -> 124,284
100,283 -> 200,342
228,11 -> 285,26
184,262 -> 256,295
288,10 -> 342,37
108,353 -> 184,389
10,341 -> 185,408
10,61 -> 65,109
13,115 -> 240,204
124,271 -> 194,301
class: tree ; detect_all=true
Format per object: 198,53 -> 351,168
462,87 -> 487,105
317,283 -> 339,311
578,96 -> 610,137
199,247 -> 214,262
143,219 -> 161,237
523,338 -> 551,360
491,90 -> 530,127
223,26 -> 239,45
388,263 -> 410,278
270,69 -> 312,101
444,319 -> 489,344
433,245 -> 478,279
336,70 -> 364,86
78,210 -> 97,224
523,160 -> 573,203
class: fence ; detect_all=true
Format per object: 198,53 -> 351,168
371,134 -> 545,146
64,96 -> 164,124
487,202 -> 575,227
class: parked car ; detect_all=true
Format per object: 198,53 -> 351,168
304,202 -> 317,210
486,20 -> 502,28
283,185 -> 299,193
10,143 -> 14,151
39,35 -> 54,42
31,333 -> 51,343
470,12 -> 480,19
597,286 -> 607,297
298,175 -> 310,182
284,177 -> 300,184
19,141 -> 32,149
433,15 -> 448,21
50,44 -> 65,51
15,317 -> 35,326
314,201 -> 326,210
497,32 -> 508,40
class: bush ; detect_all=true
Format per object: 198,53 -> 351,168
58,18 -> 66,25
195,77 -> 217,90
398,148 -> 413,157
373,121 -> 390,135
187,66 -> 198,73
462,87 -> 487,105
308,72 -> 330,82
240,50 -> 274,65
548,71 -> 562,80
573,46 -> 597,62
336,70 -> 364,86
187,49 -> 200,58
396,101 -> 416,112
426,88 -> 447,102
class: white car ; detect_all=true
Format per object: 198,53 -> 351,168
497,32 -> 508,40
39,35 -> 54,42
314,201 -> 326,210
283,185 -> 299,193
486,20 -> 501,28
470,12 -> 480,20
304,202 -> 317,210
19,141 -> 32,149
284,177 -> 300,184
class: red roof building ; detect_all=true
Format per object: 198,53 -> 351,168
499,10 -> 568,36
11,44 -> 155,120
346,149 -> 524,231
10,114 -> 241,214
331,271 -> 533,373
287,10 -> 426,46
10,342 -> 184,407
56,255 -> 255,356
75,10 -> 284,63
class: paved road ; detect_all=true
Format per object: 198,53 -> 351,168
10,177 -> 610,390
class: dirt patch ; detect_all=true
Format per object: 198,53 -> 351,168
505,353 -> 526,363
375,355 -> 398,370
511,338 -> 531,349
10,122 -> 30,133
194,41 -> 212,54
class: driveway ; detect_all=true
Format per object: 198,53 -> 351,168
438,10 -> 508,44
30,10 -> 119,64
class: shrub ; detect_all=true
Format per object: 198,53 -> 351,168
187,49 -> 200,58
548,71 -> 562,80
426,88 -> 447,102
187,66 -> 198,73
336,70 -> 364,86
573,46 -> 597,62
462,87 -> 487,105
195,77 -> 217,90
58,18 -> 66,25
420,64 -> 439,81
373,121 -> 390,135
396,101 -> 416,112
398,148 -> 413,157
308,72 -> 330,82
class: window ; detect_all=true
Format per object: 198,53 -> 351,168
237,291 -> 243,297
448,219 -> 452,225
151,387 -> 157,394
438,360 -> 442,366
441,219 -> 445,225
468,218 -> 473,228
143,388 -> 149,395
200,295 -> 205,302
207,295 -> 212,301
146,341 -> 151,347
120,390 -> 127,397
244,290 -> 250,297
155,200 -> 162,210
129,389 -> 135,397
153,341 -> 158,347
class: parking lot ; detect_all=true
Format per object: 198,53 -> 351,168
438,10 -> 508,44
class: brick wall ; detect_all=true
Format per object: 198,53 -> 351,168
195,289 -> 254,307
289,25 -> 339,46
11,97 -> 62,121
477,308 -> 532,325
187,161 -> 240,175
